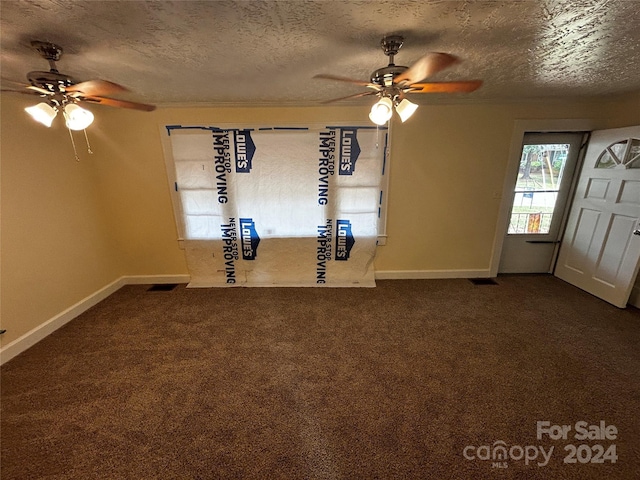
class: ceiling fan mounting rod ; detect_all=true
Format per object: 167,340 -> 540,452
31,41 -> 64,72
381,35 -> 404,65
27,41 -> 76,91
370,35 -> 408,86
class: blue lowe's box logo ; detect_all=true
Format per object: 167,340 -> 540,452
239,218 -> 260,260
335,220 -> 355,261
338,128 -> 361,175
234,130 -> 256,173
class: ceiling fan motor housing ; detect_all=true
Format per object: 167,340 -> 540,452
27,70 -> 76,90
371,35 -> 408,86
27,41 -> 75,91
370,65 -> 408,87
31,41 -> 63,62
380,35 -> 404,57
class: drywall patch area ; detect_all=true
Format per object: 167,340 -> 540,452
147,284 -> 179,292
468,278 -> 498,285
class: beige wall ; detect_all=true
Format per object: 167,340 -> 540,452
1,94 -> 123,347
376,97 -> 640,271
2,92 -> 639,349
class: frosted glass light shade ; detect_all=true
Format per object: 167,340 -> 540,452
64,104 -> 94,130
369,97 -> 393,125
25,102 -> 57,127
396,98 -> 418,122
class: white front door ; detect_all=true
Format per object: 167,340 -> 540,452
499,132 -> 585,273
555,125 -> 640,308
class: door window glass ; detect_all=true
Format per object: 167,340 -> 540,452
626,139 -> 640,168
595,139 -> 640,168
508,143 -> 570,234
596,140 -> 626,168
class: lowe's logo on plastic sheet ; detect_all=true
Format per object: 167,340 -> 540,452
239,218 -> 260,260
339,128 -> 361,175
234,130 -> 256,173
335,220 -> 355,261
317,130 -> 336,206
212,131 -> 232,204
220,218 -> 239,284
316,219 -> 333,284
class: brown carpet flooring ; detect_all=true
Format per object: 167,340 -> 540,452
1,275 -> 639,479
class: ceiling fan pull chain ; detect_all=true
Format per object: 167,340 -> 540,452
67,126 -> 81,162
83,129 -> 94,154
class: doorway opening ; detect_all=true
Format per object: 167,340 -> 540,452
499,132 -> 587,274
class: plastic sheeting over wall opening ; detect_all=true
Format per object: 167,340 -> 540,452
162,124 -> 389,287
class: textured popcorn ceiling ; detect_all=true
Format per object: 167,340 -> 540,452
1,0 -> 639,106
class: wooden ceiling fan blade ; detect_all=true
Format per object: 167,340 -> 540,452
2,78 -> 31,88
83,96 -> 156,111
1,78 -> 51,95
321,91 -> 377,104
314,73 -> 373,87
66,79 -> 128,97
1,88 -> 44,97
408,80 -> 483,93
27,85 -> 54,95
394,52 -> 459,85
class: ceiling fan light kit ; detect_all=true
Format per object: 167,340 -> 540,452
315,35 -> 482,126
24,101 -> 95,130
63,103 -> 94,130
24,102 -> 57,127
369,96 -> 394,125
5,40 -> 156,160
395,98 -> 419,123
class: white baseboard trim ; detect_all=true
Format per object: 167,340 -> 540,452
0,277 -> 125,365
0,274 -> 191,365
629,285 -> 640,309
375,269 -> 492,280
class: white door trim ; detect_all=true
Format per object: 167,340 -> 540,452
490,119 -> 597,277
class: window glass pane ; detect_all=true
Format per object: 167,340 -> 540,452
596,151 -> 617,169
509,143 -> 568,234
166,125 -> 389,243
625,139 -> 640,168
611,140 -> 628,160
597,140 -> 627,168
175,161 -> 215,188
180,190 -> 220,215
185,215 -> 223,239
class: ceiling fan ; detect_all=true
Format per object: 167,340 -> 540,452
2,40 -> 155,129
314,35 -> 482,124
